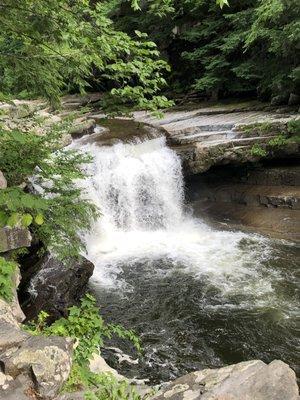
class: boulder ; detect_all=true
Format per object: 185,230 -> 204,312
0,171 -> 7,189
68,118 -> 95,138
89,353 -> 125,380
0,290 -> 28,352
0,269 -> 25,330
22,253 -> 94,321
0,268 -> 28,352
0,262 -> 73,400
288,93 -> 300,106
0,335 -> 73,398
271,94 -> 289,106
0,320 -> 29,352
9,268 -> 26,323
0,372 -> 34,400
0,227 -> 32,253
150,360 -> 299,400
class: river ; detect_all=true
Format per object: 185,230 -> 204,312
73,133 -> 299,383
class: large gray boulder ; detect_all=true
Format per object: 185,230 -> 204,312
0,227 -> 32,253
0,280 -> 73,399
22,253 -> 94,322
0,372 -> 34,400
150,360 -> 299,400
0,335 -> 73,399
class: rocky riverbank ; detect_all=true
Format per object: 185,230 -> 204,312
133,103 -> 299,175
187,163 -> 300,242
0,269 -> 299,399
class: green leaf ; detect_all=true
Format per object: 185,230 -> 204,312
21,213 -> 33,227
7,212 -> 21,227
216,0 -> 229,8
0,211 -> 8,228
34,213 -> 44,225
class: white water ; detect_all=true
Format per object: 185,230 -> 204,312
72,134 -> 284,307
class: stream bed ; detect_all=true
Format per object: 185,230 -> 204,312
73,132 -> 299,383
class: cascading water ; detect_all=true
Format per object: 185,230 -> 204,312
73,132 -> 299,382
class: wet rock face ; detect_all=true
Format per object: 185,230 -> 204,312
187,164 -> 300,242
22,253 -> 94,322
150,360 -> 299,400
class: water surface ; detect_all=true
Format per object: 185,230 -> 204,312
73,134 -> 299,382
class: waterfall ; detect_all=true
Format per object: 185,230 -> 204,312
80,137 -> 184,232
71,133 -> 284,305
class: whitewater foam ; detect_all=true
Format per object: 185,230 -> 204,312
72,134 -> 281,305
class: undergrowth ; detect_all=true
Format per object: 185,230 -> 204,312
25,294 -> 142,400
249,119 -> 300,158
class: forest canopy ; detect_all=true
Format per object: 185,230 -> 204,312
0,0 -> 298,106
116,0 -> 300,102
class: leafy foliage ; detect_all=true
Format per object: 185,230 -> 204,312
0,257 -> 16,301
64,364 -> 141,400
250,143 -> 267,157
117,0 -> 299,101
268,134 -> 287,147
25,294 -> 141,399
0,124 -> 97,259
287,119 -> 300,136
26,294 -> 140,363
0,0 -> 173,111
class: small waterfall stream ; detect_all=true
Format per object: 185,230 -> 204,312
73,133 -> 299,382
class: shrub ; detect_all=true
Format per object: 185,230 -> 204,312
25,294 -> 141,399
287,119 -> 300,136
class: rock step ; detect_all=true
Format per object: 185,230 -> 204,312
169,123 -> 235,135
202,135 -> 277,148
199,184 -> 300,209
173,130 -> 235,143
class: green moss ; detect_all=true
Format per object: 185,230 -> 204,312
238,122 -> 287,138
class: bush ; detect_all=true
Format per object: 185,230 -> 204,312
25,294 -> 141,399
268,134 -> 287,148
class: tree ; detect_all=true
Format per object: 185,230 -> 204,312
0,0 -> 172,111
115,0 -> 299,101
